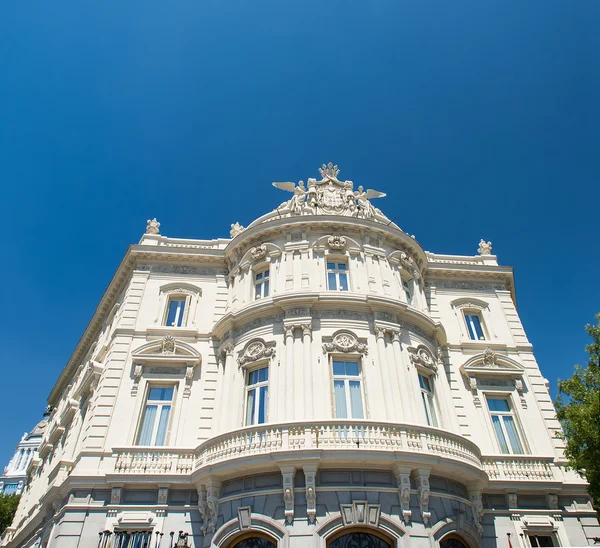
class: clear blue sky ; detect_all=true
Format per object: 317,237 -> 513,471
1,1 -> 598,467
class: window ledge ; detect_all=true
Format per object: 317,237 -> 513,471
146,326 -> 198,338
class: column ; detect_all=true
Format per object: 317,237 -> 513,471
218,345 -> 235,433
284,325 -> 295,421
436,347 -> 460,433
391,329 -> 418,422
376,327 -> 395,420
302,324 -> 313,420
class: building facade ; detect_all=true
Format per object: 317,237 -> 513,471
0,413 -> 48,496
3,164 -> 599,547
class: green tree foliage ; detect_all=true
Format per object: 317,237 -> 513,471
0,493 -> 20,535
555,314 -> 600,506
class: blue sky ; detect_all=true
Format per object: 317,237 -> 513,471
0,1 -> 598,467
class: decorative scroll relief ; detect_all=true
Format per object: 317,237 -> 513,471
322,331 -> 368,355
250,244 -> 267,261
407,345 -> 438,374
340,501 -> 381,528
327,233 -> 347,250
237,339 -> 276,366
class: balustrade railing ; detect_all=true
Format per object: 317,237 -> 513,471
113,448 -> 195,475
481,455 -> 556,481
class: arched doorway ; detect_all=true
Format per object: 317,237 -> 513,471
439,533 -> 470,548
328,528 -> 393,548
229,532 -> 277,548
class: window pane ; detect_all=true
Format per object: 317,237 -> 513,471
327,263 -> 335,270
166,300 -> 179,326
249,370 -> 259,385
246,388 -> 257,425
419,374 -> 431,392
333,380 -> 348,418
472,314 -> 484,339
154,406 -> 171,445
503,416 -> 524,454
139,405 -> 157,446
491,415 -> 510,453
428,393 -> 438,427
337,263 -> 347,271
487,398 -> 510,412
421,392 -> 432,425
263,270 -> 269,278
149,387 -> 174,401
345,361 -> 359,376
339,273 -> 348,291
263,280 -> 270,297
328,272 -> 337,290
332,361 -> 345,376
258,367 -> 268,382
349,380 -> 364,418
258,386 -> 268,424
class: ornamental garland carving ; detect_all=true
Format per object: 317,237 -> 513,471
322,332 -> 368,355
407,345 -> 438,374
237,339 -> 277,366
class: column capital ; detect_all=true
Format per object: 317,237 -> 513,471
375,326 -> 387,340
301,323 -> 312,337
284,325 -> 295,338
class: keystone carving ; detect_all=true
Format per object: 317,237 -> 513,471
327,233 -> 347,250
250,244 -> 267,261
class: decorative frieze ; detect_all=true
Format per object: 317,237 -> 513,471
137,264 -> 228,276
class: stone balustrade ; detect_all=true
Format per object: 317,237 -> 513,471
113,447 -> 195,475
482,455 -> 556,481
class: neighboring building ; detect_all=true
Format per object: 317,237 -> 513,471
0,412 -> 48,496
2,164 -> 599,547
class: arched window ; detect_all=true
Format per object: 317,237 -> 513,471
439,533 -> 470,548
229,533 -> 277,548
328,529 -> 393,548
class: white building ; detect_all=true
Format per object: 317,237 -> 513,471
3,164 -> 599,548
0,412 -> 48,496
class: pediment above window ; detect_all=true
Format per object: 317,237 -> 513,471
159,283 -> 201,296
322,331 -> 368,355
451,297 -> 489,310
237,338 -> 276,367
460,348 -> 524,378
132,336 -> 201,365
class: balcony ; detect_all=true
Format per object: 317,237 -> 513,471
113,447 -> 195,475
482,455 -> 559,484
111,421 -> 486,483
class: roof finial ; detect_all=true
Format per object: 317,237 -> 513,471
146,218 -> 161,235
478,239 -> 492,255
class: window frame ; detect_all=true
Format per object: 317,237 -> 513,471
464,310 -> 486,341
326,260 -> 350,292
245,365 -> 270,426
164,296 -> 188,327
330,356 -> 366,419
485,395 -> 526,455
254,268 -> 270,300
418,372 -> 439,427
136,384 -> 176,446
402,277 -> 413,305
526,533 -> 558,547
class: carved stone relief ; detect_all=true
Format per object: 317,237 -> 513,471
237,339 -> 276,366
322,332 -> 368,355
407,345 -> 438,374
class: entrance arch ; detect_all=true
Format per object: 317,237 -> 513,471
327,527 -> 394,548
439,533 -> 470,548
228,532 -> 277,548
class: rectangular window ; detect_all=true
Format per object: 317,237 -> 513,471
487,397 -> 524,454
418,374 -> 438,427
528,535 -> 555,547
166,298 -> 186,327
113,532 -> 152,548
254,270 -> 270,299
332,360 -> 364,419
327,262 -> 349,291
402,279 -> 413,304
138,386 -> 174,446
465,312 -> 485,340
246,366 -> 269,425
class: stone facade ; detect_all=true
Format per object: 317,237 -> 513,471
2,165 -> 598,547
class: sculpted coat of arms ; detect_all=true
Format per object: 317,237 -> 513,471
272,163 -> 386,220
